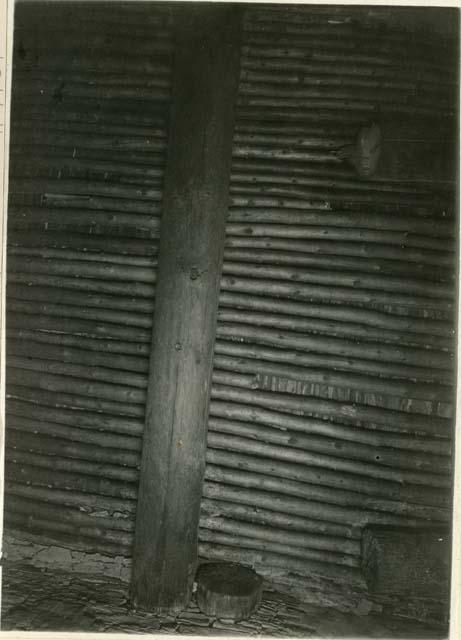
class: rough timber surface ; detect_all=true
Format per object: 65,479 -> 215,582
1,562 -> 446,637
196,562 -> 263,620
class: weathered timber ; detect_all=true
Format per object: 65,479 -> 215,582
200,498 -> 358,539
6,384 -> 145,418
5,462 -> 138,500
208,400 -> 452,455
204,450 -> 449,513
198,542 -> 365,586
5,480 -> 136,515
130,6 -> 241,612
196,562 -> 263,620
4,512 -> 131,557
6,448 -> 139,482
210,383 -> 452,438
7,415 -> 142,452
203,474 -> 449,525
361,526 -> 451,598
199,529 -> 359,567
214,339 -> 453,385
199,515 -> 360,556
4,509 -> 133,549
7,430 -> 140,467
207,416 -> 451,473
6,398 -> 145,436
218,291 -> 453,336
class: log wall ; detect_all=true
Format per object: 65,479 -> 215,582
4,1 -> 173,556
198,4 -> 458,597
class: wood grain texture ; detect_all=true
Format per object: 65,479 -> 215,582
130,6 -> 242,613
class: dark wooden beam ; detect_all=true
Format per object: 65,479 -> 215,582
130,5 -> 242,613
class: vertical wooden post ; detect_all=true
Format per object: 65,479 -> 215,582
130,6 -> 241,613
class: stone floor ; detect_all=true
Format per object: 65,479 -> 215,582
1,562 -> 448,637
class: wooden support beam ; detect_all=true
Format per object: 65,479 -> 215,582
130,6 -> 242,613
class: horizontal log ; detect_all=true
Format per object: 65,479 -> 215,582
232,144 -> 340,163
229,181 -> 452,215
200,497 -> 358,539
242,40 -> 455,75
224,225 -> 453,252
7,339 -> 149,375
217,308 -> 452,350
5,480 -> 136,515
7,367 -> 146,406
11,30 -> 173,56
7,329 -> 151,358
8,206 -> 162,227
5,494 -> 135,532
8,299 -> 153,330
222,248 -> 452,282
215,324 -> 452,370
8,355 -> 147,394
6,428 -> 140,468
211,382 -> 452,438
204,466 -> 449,522
239,67 -> 446,94
240,57 -> 451,90
206,431 -> 450,491
12,98 -> 168,127
230,155 -> 456,190
209,400 -> 452,455
4,512 -> 131,557
9,246 -> 157,268
224,236 -> 455,268
208,415 -> 450,473
236,97 -> 447,119
6,384 -> 145,419
5,462 -> 138,500
7,312 -> 152,342
10,155 -> 164,186
198,528 -> 358,568
13,78 -> 170,103
6,448 -> 139,482
10,177 -> 164,200
212,353 -> 452,403
6,412 -> 141,452
199,515 -> 360,555
8,256 -> 158,283
214,339 -> 453,386
237,81 -> 450,111
12,114 -> 168,138
202,481 -> 445,533
4,509 -> 133,550
241,48 -> 455,83
220,275 -> 453,313
7,230 -> 158,256
199,541 -> 363,586
222,262 -> 453,299
218,291 -> 453,337
8,273 -> 156,298
227,207 -> 453,239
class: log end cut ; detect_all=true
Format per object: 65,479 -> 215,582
196,562 -> 263,621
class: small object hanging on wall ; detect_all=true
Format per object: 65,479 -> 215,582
335,123 -> 382,179
195,562 -> 263,621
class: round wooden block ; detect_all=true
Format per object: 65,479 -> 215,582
196,562 -> 263,621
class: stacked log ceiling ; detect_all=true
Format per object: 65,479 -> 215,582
198,5 -> 458,595
4,2 -> 174,555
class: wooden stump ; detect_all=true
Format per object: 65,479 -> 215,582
362,526 -> 450,598
196,562 -> 263,621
